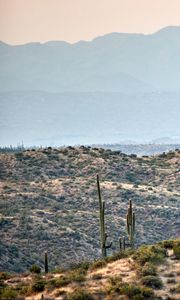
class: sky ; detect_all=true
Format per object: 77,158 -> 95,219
0,0 -> 180,44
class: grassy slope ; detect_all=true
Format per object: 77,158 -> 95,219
0,147 -> 179,272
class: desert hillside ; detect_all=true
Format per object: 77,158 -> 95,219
0,239 -> 179,300
0,147 -> 179,273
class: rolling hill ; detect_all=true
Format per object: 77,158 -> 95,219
0,146 -> 179,273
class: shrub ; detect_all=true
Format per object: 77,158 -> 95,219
174,283 -> 180,293
17,284 -> 31,296
29,264 -> 41,274
159,240 -> 174,249
50,276 -> 71,288
0,280 -> 7,289
141,275 -> 163,289
67,288 -> 94,300
141,263 -> 157,276
108,275 -> 122,286
47,269 -> 86,290
122,284 -> 153,299
167,278 -> 176,284
67,269 -> 86,282
173,242 -> 180,259
105,249 -> 134,263
107,281 -> 154,299
90,259 -> 107,270
0,287 -> 18,299
0,272 -> 11,280
31,279 -> 46,292
163,272 -> 175,278
133,245 -> 166,266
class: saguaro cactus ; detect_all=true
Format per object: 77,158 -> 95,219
119,236 -> 126,252
97,175 -> 112,257
44,252 -> 48,273
126,200 -> 135,248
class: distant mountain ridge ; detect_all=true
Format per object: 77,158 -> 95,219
1,26 -> 180,93
1,26 -> 180,146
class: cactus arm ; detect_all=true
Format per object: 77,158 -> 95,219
106,242 -> 112,249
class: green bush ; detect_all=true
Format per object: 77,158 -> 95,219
107,281 -> 154,299
0,280 -> 7,289
0,272 -> 11,280
50,276 -> 71,288
159,240 -> 174,249
105,249 -> 134,263
141,263 -> 157,276
108,275 -> 122,286
0,287 -> 18,299
31,279 -> 46,292
141,275 -> 163,289
90,259 -> 107,270
133,245 -> 166,266
67,269 -> 86,282
47,268 -> 86,290
122,284 -> 153,299
29,264 -> 41,274
173,283 -> 180,293
67,288 -> 94,300
173,242 -> 180,259
167,278 -> 176,284
13,281 -> 31,297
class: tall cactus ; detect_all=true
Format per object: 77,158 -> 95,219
119,236 -> 126,252
126,200 -> 135,248
97,175 -> 112,257
44,252 -> 48,273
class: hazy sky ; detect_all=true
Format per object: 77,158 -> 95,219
0,0 -> 180,45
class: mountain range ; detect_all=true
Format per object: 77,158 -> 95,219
1,26 -> 180,93
0,26 -> 180,146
